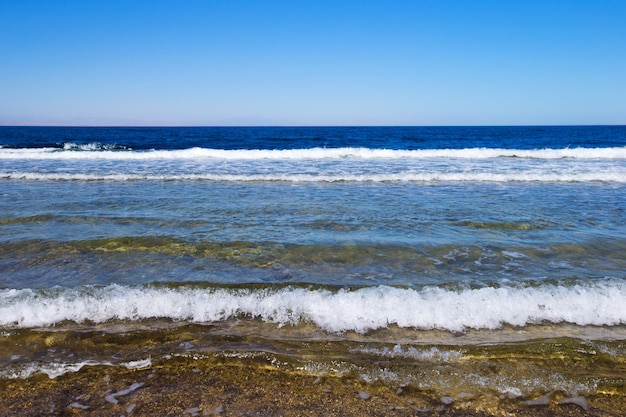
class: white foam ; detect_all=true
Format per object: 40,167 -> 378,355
1,283 -> 625,332
1,146 -> 625,160
2,145 -> 624,183
0,357 -> 151,379
2,171 -> 625,183
62,142 -> 128,152
1,361 -> 101,379
354,344 -> 463,362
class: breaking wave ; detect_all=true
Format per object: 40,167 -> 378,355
2,282 -> 625,332
1,145 -> 625,160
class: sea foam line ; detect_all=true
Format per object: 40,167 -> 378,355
1,146 -> 625,160
2,171 -> 625,183
0,358 -> 152,379
1,283 -> 625,332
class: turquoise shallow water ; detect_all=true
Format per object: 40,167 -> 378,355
1,180 -> 625,289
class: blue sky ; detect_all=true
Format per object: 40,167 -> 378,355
1,0 -> 625,126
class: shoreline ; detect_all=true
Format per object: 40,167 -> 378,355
2,354 -> 624,417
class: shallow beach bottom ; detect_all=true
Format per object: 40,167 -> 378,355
1,321 -> 625,416
1,353 -> 625,417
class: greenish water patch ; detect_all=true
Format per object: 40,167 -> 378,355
0,214 -> 54,226
457,220 -> 552,231
1,323 -> 624,402
3,236 -> 626,288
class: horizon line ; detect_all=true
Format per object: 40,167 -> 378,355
1,123 -> 624,128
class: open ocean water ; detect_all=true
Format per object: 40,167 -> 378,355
1,126 -> 625,411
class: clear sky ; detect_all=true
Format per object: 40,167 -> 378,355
1,0 -> 625,126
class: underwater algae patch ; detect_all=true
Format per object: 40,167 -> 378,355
1,324 -> 625,416
1,355 -> 417,417
2,354 -> 626,417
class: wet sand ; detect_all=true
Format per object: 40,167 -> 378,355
1,354 -> 624,417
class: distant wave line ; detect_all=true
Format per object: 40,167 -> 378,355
1,146 -> 626,160
2,171 -> 625,183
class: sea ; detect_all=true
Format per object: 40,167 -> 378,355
1,126 -> 625,403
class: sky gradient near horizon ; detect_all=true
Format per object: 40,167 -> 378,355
1,0 -> 625,126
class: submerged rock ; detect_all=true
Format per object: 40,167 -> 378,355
184,406 -> 200,416
358,390 -> 371,400
559,396 -> 589,411
440,396 -> 454,405
70,402 -> 90,410
104,382 -> 145,404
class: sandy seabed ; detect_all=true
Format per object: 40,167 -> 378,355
1,354 -> 624,417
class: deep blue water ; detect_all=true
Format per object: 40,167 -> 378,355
1,125 -> 625,150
